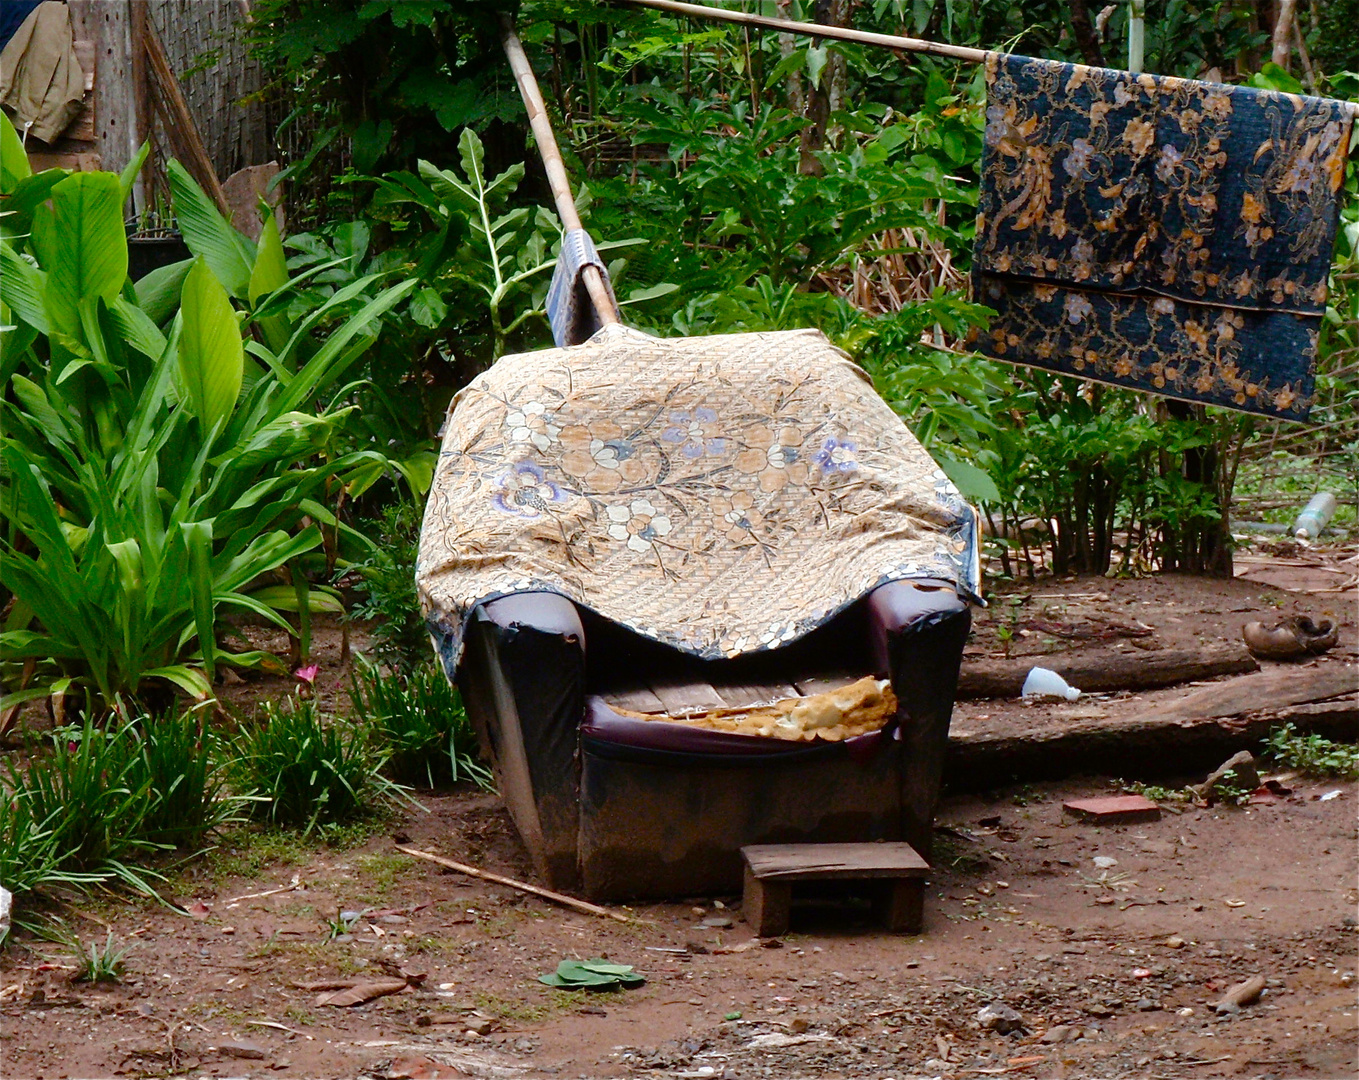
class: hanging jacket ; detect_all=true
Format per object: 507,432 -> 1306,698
0,1 -> 85,144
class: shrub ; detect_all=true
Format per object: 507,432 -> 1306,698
349,658 -> 491,789
0,132 -> 416,716
348,500 -> 429,675
230,697 -> 407,832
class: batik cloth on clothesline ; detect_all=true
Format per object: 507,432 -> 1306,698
972,53 -> 1354,420
416,325 -> 980,670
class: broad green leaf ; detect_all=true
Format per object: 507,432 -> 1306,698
0,242 -> 49,333
181,519 -> 216,680
167,160 -> 256,297
35,172 -> 128,338
108,297 -> 168,360
936,454 -> 1000,503
134,256 -> 193,320
248,210 -> 289,307
0,110 -> 30,192
142,665 -> 213,700
178,258 -> 244,433
246,584 -> 344,613
622,281 -> 680,305
410,286 -> 447,328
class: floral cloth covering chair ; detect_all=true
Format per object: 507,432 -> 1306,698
416,323 -> 980,899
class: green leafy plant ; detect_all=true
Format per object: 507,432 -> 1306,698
1,138 -> 416,715
230,696 -> 408,833
349,658 -> 491,789
1264,724 -> 1359,780
1,719 -> 164,893
33,919 -> 135,983
126,707 -> 241,849
347,500 -> 427,673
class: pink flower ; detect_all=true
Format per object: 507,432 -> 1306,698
294,664 -> 320,685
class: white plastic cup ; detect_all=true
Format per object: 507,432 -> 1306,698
1021,666 -> 1081,700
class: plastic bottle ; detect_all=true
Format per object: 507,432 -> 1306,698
1021,666 -> 1081,700
1292,493 -> 1337,541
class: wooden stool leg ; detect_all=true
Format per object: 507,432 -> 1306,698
743,867 -> 792,937
880,878 -> 924,933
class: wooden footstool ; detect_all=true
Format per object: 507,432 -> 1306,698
741,842 -> 930,936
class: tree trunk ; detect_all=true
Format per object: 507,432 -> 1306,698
1271,0 -> 1297,69
1068,0 -> 1107,67
798,0 -> 847,176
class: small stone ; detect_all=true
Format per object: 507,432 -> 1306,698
1092,856 -> 1118,869
1084,1003 -> 1114,1018
790,1018 -> 810,1034
701,916 -> 734,929
465,1017 -> 494,1036
213,1040 -> 268,1061
1164,935 -> 1186,949
1197,751 -> 1260,801
1040,1025 -> 1072,1043
1136,998 -> 1159,1011
976,1002 -> 1024,1033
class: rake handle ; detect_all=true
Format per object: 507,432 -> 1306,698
500,14 -> 620,329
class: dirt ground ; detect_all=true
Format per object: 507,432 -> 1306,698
1,777 -> 1354,1080
1,545 -> 1356,1080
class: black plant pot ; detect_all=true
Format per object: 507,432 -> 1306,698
127,234 -> 190,281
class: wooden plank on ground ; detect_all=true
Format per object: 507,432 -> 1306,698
743,842 -> 929,881
1139,664 -> 1357,722
957,642 -> 1258,699
946,666 -> 1358,791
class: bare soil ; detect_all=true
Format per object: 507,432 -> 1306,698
2,548 -> 1356,1080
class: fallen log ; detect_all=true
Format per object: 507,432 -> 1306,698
957,642 -> 1258,699
947,665 -> 1358,789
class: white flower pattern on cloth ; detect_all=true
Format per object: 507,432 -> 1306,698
505,401 -> 561,452
605,498 -> 672,553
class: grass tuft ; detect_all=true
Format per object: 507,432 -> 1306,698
348,659 -> 492,790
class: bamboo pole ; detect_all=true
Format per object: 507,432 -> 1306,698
499,15 -> 620,330
613,0 -> 989,64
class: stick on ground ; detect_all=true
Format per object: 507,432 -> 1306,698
396,845 -> 638,924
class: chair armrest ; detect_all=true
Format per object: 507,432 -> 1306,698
480,591 -> 586,654
456,592 -> 587,890
867,579 -> 971,861
866,578 -> 967,675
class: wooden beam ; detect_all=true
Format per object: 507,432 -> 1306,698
142,12 -> 229,215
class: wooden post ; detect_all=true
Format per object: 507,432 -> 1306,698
84,0 -> 138,178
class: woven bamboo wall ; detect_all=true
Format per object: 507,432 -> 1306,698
148,0 -> 270,177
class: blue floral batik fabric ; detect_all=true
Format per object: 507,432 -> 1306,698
972,53 -> 1355,419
